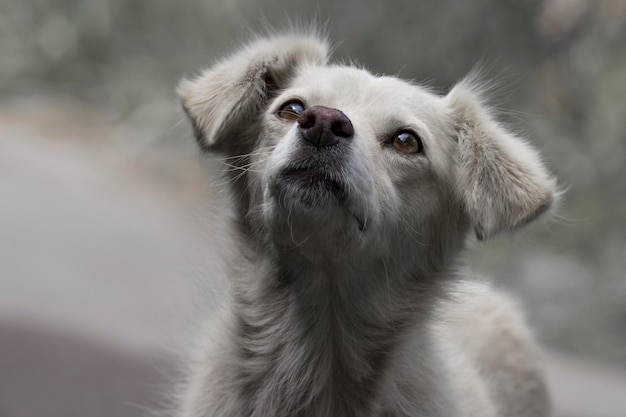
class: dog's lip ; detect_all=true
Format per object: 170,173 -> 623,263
277,166 -> 368,233
279,166 -> 346,200
354,214 -> 367,232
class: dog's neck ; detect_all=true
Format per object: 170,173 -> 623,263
232,239 -> 447,417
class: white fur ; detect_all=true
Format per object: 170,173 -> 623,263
176,33 -> 555,417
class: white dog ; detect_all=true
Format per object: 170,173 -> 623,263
176,32 -> 555,417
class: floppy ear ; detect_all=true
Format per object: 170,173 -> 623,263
178,34 -> 329,153
446,79 -> 557,240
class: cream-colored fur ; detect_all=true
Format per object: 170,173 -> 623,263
176,32 -> 554,417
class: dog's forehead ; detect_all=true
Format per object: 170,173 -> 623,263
289,65 -> 445,122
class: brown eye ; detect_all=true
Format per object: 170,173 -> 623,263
391,131 -> 423,154
277,100 -> 305,121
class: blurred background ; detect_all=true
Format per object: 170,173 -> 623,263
1,0 -> 625,416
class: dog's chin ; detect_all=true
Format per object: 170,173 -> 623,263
275,167 -> 347,207
268,168 -> 367,243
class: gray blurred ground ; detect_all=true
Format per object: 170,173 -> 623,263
1,101 -> 626,417
0,100 -> 218,417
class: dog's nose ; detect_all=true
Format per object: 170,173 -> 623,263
297,106 -> 354,147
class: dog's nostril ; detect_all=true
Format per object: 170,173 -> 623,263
331,118 -> 354,138
297,112 -> 315,129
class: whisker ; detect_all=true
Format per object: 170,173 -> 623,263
382,258 -> 397,334
397,215 -> 430,247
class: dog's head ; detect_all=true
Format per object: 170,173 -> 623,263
179,34 -> 556,265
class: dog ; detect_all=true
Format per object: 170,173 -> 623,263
176,32 -> 555,417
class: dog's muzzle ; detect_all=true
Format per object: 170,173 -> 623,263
270,105 -> 363,218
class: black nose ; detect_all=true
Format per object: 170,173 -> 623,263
297,106 -> 354,147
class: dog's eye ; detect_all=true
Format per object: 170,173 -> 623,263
277,100 -> 305,121
391,131 -> 423,154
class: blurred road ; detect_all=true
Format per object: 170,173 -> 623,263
1,103 -> 625,417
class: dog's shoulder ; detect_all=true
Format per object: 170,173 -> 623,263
429,279 -> 551,417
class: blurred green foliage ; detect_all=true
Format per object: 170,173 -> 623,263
1,0 -> 625,364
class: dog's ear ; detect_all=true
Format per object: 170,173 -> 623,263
445,79 -> 557,240
178,34 -> 329,153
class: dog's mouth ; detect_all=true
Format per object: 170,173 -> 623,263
274,166 -> 368,232
277,166 -> 346,203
